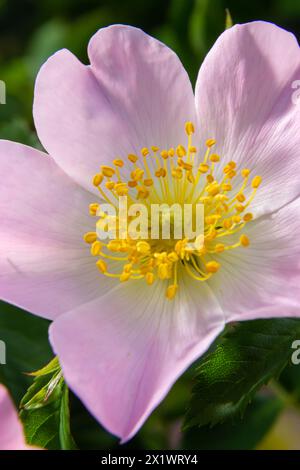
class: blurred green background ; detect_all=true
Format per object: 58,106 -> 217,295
0,0 -> 300,450
0,0 -> 300,146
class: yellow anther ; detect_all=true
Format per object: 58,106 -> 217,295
131,168 -> 144,181
123,263 -> 133,273
107,240 -> 122,252
120,272 -> 131,282
141,147 -> 149,157
128,154 -> 138,163
172,168 -> 183,179
223,218 -> 233,230
144,178 -> 153,186
232,215 -> 242,224
113,159 -> 124,167
205,261 -> 220,273
222,183 -> 232,191
178,159 -> 193,171
215,244 -> 225,253
205,215 -> 220,225
89,203 -> 99,216
243,213 -> 253,222
96,259 -> 107,273
83,232 -> 97,244
105,181 -> 115,190
199,163 -> 210,173
155,168 -> 166,178
93,173 -> 103,186
158,263 -> 169,280
166,284 -> 178,300
91,241 -> 102,256
205,229 -> 217,241
151,146 -> 159,153
167,251 -> 179,262
114,183 -> 128,196
240,234 -> 250,247
228,161 -> 236,169
206,182 -> 220,196
206,138 -> 216,148
210,154 -> 220,162
215,194 -> 228,202
241,168 -> 250,178
128,180 -> 138,188
189,146 -> 197,153
206,174 -> 214,184
236,193 -> 246,203
176,145 -> 186,157
101,166 -> 115,178
146,272 -> 155,285
136,241 -> 151,254
252,176 -> 262,189
137,186 -> 150,199
185,121 -> 195,135
235,204 -> 245,213
168,148 -> 175,157
227,170 -> 236,179
160,150 -> 169,159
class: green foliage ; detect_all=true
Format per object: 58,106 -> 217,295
185,319 -> 300,429
183,396 -> 284,449
225,8 -> 233,29
20,357 -> 77,450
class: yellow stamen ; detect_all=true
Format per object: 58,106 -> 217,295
240,234 -> 250,247
185,121 -> 195,135
206,261 -> 220,273
84,123 -> 261,300
252,176 -> 262,189
83,232 -> 97,244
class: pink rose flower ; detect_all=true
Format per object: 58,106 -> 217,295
0,21 -> 300,442
0,384 -> 34,449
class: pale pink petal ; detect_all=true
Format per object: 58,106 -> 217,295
0,140 -> 116,320
0,384 -> 30,450
33,25 -> 196,193
50,276 -> 224,441
208,197 -> 300,322
195,21 -> 300,217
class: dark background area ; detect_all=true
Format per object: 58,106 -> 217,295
0,0 -> 300,143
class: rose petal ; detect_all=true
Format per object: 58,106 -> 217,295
0,384 -> 30,450
195,21 -> 300,217
33,25 -> 196,193
0,140 -> 115,320
208,197 -> 300,322
50,275 -> 224,441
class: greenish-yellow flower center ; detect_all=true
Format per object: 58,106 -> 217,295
83,122 -> 262,300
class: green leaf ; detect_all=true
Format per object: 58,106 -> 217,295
20,358 -> 77,450
60,386 -> 78,450
188,0 -> 224,59
182,396 -> 283,449
185,318 -> 300,429
225,8 -> 233,29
